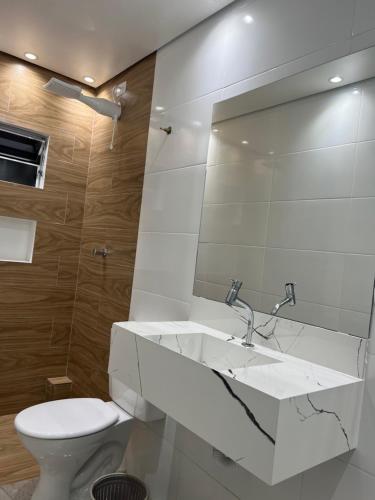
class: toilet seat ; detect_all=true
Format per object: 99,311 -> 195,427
15,398 -> 119,439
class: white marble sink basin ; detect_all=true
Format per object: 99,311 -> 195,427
145,332 -> 280,372
109,321 -> 364,485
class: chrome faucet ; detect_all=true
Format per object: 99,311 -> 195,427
225,279 -> 254,348
271,283 -> 296,316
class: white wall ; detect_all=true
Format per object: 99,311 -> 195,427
128,0 -> 375,498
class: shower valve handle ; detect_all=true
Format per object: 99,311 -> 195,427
91,247 -> 111,258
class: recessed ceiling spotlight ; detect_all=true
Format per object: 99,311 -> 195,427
212,128 -> 219,133
268,151 -> 275,155
155,106 -> 165,111
243,15 -> 254,24
83,76 -> 95,84
352,88 -> 361,95
329,75 -> 343,84
241,140 -> 249,145
24,52 -> 38,61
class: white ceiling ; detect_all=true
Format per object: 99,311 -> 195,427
0,0 -> 233,87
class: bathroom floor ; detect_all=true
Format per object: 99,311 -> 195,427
0,479 -> 37,500
0,415 -> 38,498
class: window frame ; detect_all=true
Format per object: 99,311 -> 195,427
0,122 -> 50,189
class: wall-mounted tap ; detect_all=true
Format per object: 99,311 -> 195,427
225,279 -> 254,348
91,247 -> 111,258
271,283 -> 296,316
160,126 -> 172,135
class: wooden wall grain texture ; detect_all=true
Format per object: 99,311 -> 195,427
0,52 -> 94,415
67,54 -> 156,399
0,51 -> 155,413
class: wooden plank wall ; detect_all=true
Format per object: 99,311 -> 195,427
0,52 -> 94,415
0,51 -> 155,414
67,54 -> 156,399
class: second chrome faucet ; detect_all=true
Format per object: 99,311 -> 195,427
271,283 -> 296,316
225,280 -> 297,348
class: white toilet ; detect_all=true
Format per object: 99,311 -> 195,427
15,398 -> 134,500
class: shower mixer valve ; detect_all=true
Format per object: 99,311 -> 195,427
91,247 -> 111,258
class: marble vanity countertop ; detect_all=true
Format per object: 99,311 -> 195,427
109,320 -> 364,484
115,320 -> 362,400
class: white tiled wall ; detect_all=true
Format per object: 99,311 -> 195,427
129,0 -> 375,498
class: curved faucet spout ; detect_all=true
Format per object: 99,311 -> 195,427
225,280 -> 254,347
271,297 -> 290,315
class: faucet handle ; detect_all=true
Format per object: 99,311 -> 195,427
92,247 -> 112,258
230,279 -> 243,290
226,279 -> 243,306
285,282 -> 296,305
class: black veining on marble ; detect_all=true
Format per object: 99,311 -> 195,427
253,317 -> 283,352
228,368 -> 237,380
134,337 -> 144,396
284,324 -> 305,354
294,394 -> 350,450
307,395 -> 350,450
212,369 -> 275,445
175,334 -> 183,354
357,338 -> 363,378
253,316 -> 274,334
233,309 -> 284,352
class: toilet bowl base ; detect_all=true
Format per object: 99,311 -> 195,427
15,400 -> 133,500
31,471 -> 75,500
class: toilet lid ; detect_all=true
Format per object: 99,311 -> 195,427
15,398 -> 120,439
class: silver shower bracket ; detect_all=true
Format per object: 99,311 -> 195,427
113,82 -> 127,104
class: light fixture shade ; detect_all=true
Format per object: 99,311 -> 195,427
24,52 -> 38,60
329,75 -> 343,84
83,76 -> 95,84
243,15 -> 254,24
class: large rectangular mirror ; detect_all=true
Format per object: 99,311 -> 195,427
194,47 -> 375,339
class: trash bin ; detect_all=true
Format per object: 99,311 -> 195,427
91,473 -> 148,500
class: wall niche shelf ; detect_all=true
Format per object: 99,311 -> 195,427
0,216 -> 37,263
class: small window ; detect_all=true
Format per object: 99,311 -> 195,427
0,122 -> 49,189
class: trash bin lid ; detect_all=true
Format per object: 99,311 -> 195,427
15,398 -> 119,439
